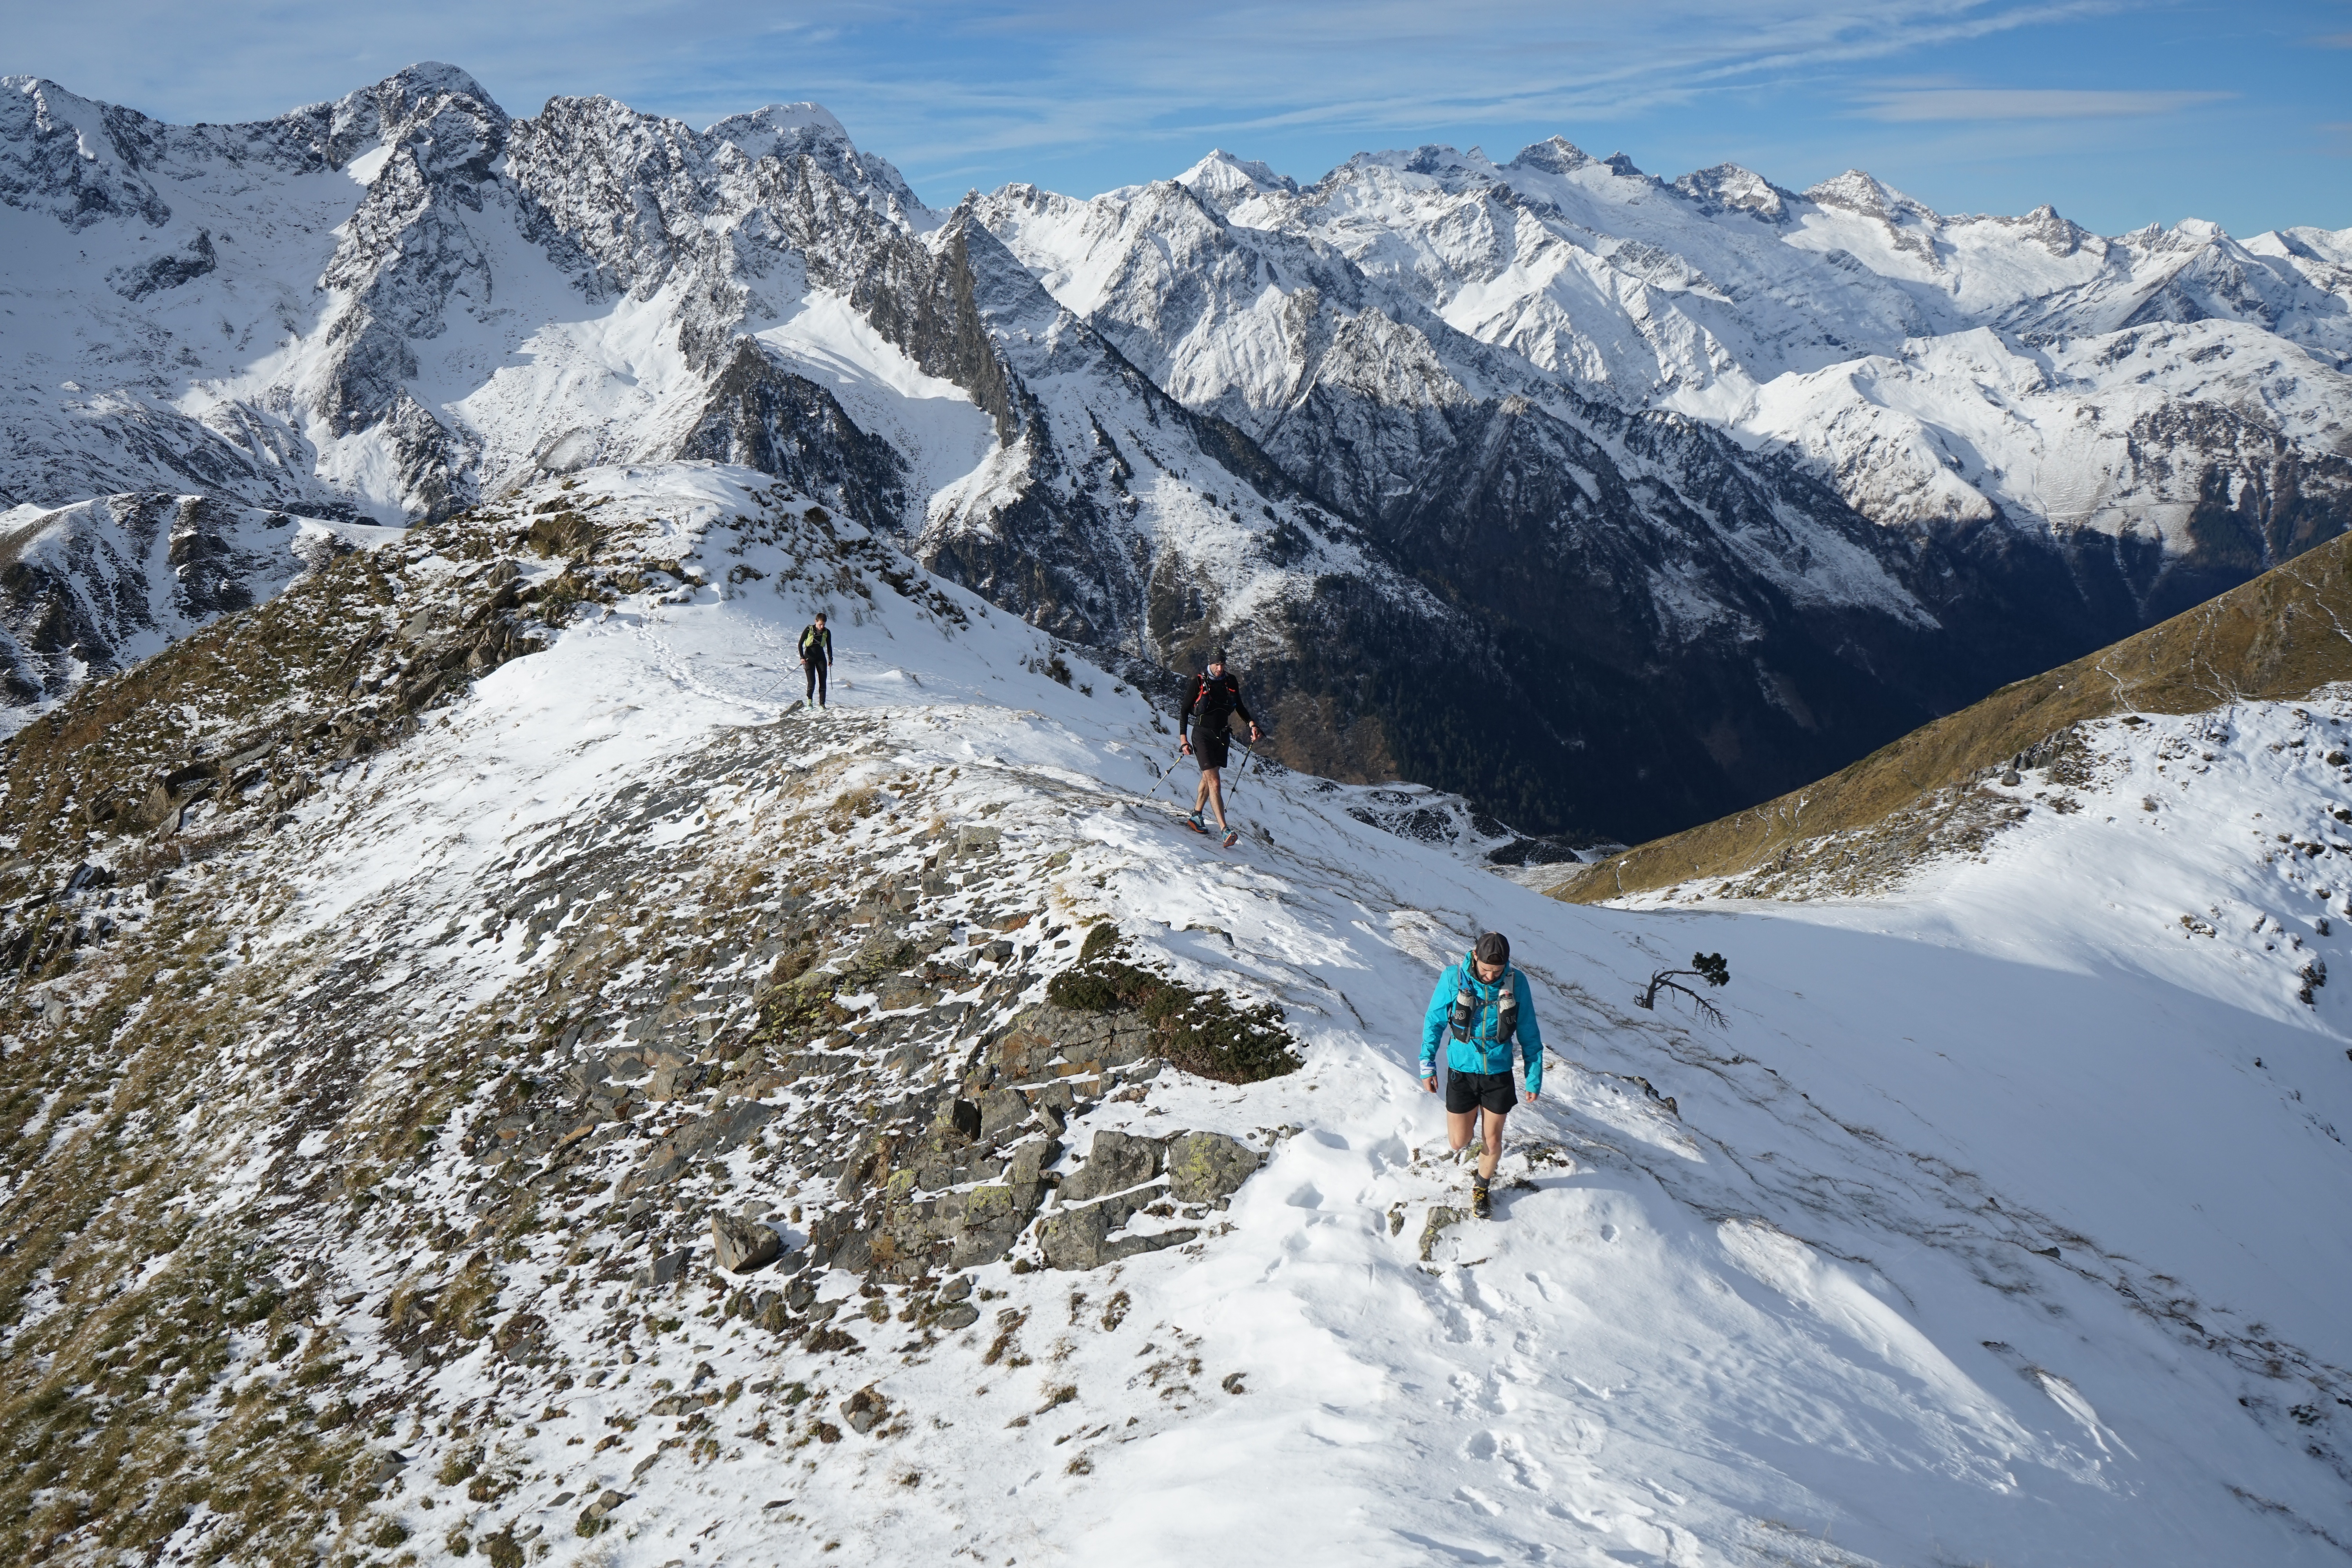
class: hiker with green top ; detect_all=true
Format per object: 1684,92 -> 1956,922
1421,931 -> 1542,1219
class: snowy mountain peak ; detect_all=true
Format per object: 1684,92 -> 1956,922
702,99 -> 931,225
3,63 -> 2350,847
1342,142 -> 1489,183
1174,148 -> 1296,208
1804,167 -> 1938,223
1506,134 -> 1594,174
0,75 -> 172,229
1670,161 -> 1791,221
705,99 -> 847,148
321,60 -> 507,178
352,59 -> 492,107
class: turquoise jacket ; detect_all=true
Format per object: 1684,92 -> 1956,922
1420,956 -> 1543,1092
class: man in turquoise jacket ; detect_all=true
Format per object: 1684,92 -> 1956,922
1421,931 -> 1541,1218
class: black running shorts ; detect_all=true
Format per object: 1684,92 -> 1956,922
1191,725 -> 1231,770
1445,1069 -> 1518,1115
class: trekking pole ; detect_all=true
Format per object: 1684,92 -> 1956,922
1158,742 -> 1192,808
1227,738 -> 1259,806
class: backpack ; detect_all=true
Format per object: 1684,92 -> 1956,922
1448,958 -> 1518,1043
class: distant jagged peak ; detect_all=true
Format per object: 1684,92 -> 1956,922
1176,148 -> 1298,202
2118,216 -> 2236,254
704,100 -> 930,225
1965,200 -> 2091,258
1332,142 -> 1486,184
325,61 -> 506,138
1670,162 -> 1792,222
320,61 -> 508,175
703,100 -> 849,158
1804,168 -> 1940,224
364,61 -> 497,111
1507,135 -> 1593,175
2248,224 -> 2352,268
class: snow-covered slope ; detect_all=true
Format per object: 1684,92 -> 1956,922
0,492 -> 397,719
2,460 -> 2346,1564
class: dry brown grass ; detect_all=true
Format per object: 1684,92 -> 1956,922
1552,532 -> 2352,903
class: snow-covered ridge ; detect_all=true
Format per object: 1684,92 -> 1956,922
2,461 -> 2346,1564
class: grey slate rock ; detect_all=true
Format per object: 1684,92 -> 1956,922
1058,1129 -> 1162,1203
710,1212 -> 782,1273
1038,1203 -> 1198,1271
671,1099 -> 776,1159
975,1086 -> 1029,1142
1164,1132 -> 1261,1204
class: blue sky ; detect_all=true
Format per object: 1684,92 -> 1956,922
11,0 -> 2348,235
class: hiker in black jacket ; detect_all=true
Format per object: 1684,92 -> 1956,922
799,613 -> 833,707
1178,650 -> 1258,846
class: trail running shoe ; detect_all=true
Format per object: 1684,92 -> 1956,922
1222,828 -> 1240,848
1186,811 -> 1208,834
1472,1179 -> 1492,1220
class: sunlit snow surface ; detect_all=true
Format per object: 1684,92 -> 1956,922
236,463 -> 2352,1566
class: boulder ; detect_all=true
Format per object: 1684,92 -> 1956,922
1165,1132 -> 1261,1204
840,1385 -> 890,1434
975,1087 -> 1030,1142
1038,1204 -> 1198,1271
1037,1203 -> 1112,1270
559,1057 -> 611,1098
671,1099 -> 775,1160
1058,1130 -> 1161,1203
710,1213 -> 782,1274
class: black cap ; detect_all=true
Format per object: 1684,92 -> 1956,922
1211,648 -> 1228,664
1474,931 -> 1510,965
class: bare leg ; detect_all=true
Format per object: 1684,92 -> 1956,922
1447,1108 -> 1477,1159
1194,767 -> 1223,824
1478,1108 -> 1507,1180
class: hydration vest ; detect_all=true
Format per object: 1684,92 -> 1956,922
1449,957 -> 1518,1043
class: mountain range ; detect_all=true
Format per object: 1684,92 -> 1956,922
5,62 -> 2350,842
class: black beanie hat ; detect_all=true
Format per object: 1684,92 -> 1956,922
1212,648 -> 1228,664
1474,931 -> 1510,964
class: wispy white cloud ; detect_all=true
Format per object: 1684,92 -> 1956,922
1855,87 -> 2234,121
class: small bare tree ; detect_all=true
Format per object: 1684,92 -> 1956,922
1636,952 -> 1731,1026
